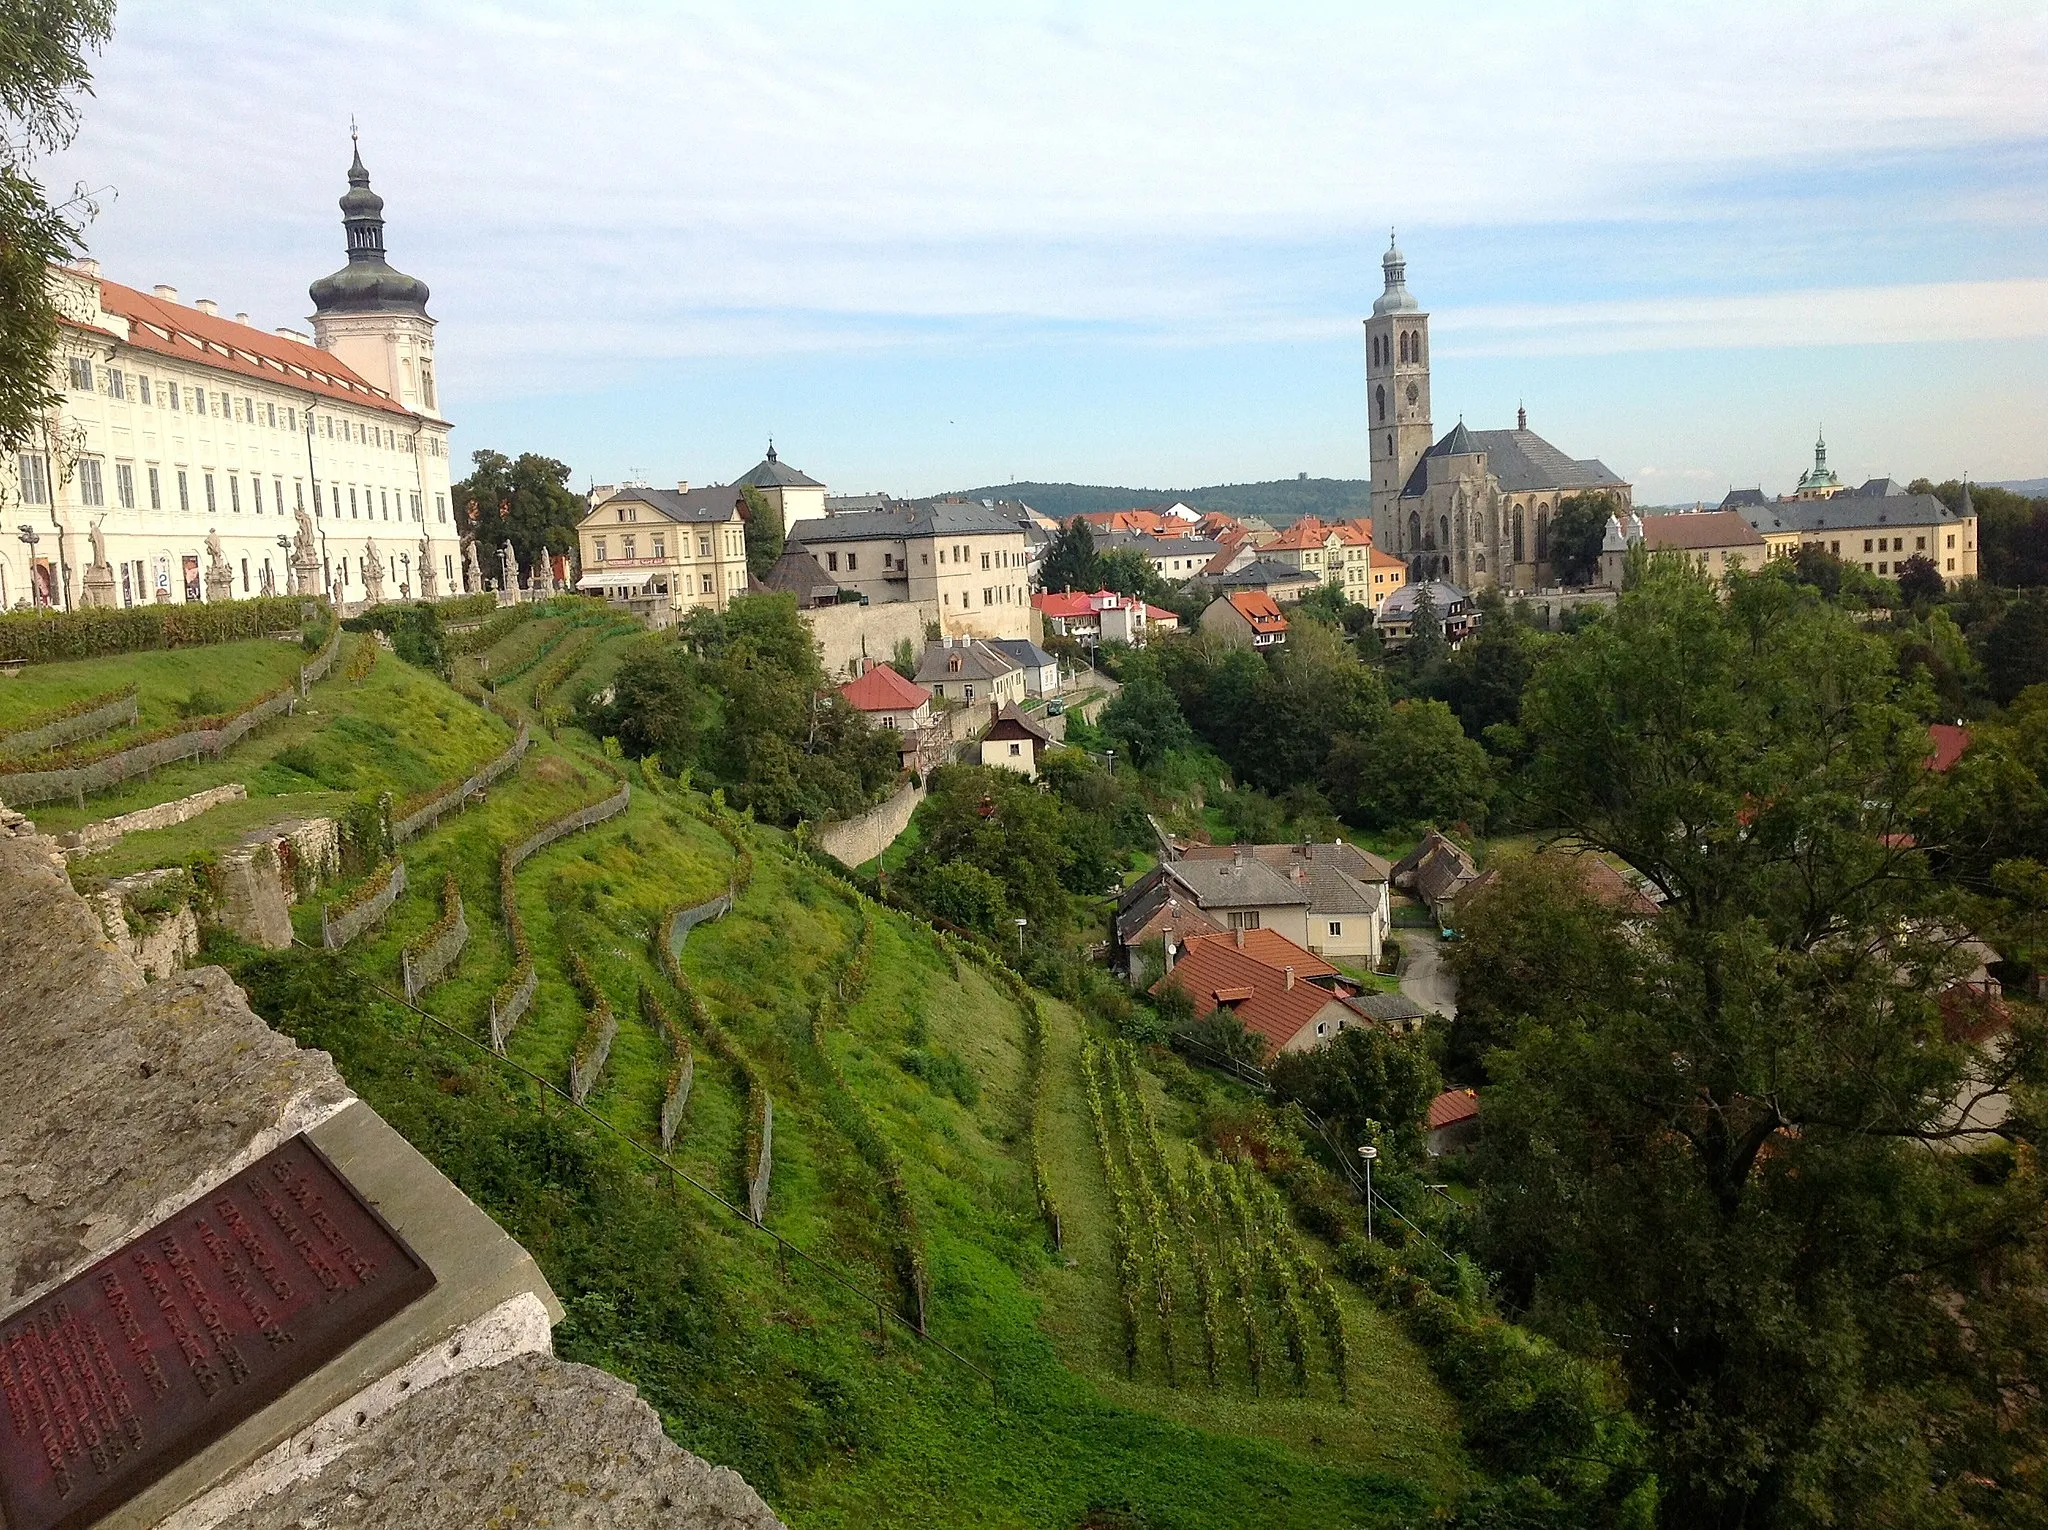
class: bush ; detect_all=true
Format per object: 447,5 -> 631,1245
0,595 -> 322,663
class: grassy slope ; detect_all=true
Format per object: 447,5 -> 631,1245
0,636 -> 311,735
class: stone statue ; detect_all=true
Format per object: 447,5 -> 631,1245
291,505 -> 320,595
534,548 -> 555,597
205,527 -> 227,574
88,517 -> 108,572
417,536 -> 438,598
80,516 -> 117,608
499,540 -> 518,596
258,561 -> 276,596
464,539 -> 484,594
294,503 -> 316,560
363,538 -> 385,604
204,529 -> 235,604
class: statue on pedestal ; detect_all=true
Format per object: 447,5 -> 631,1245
534,548 -> 555,597
204,528 -> 235,603
292,505 -> 321,595
363,538 -> 385,605
499,540 -> 518,597
80,517 -> 117,608
418,537 -> 438,598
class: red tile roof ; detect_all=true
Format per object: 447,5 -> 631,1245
1225,591 -> 1288,633
81,276 -> 420,419
840,663 -> 930,712
1426,1088 -> 1480,1130
1267,516 -> 1373,551
1927,723 -> 1970,773
1369,546 -> 1406,570
1156,931 -> 1343,1057
1640,510 -> 1766,552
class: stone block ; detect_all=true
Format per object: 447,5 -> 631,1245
216,842 -> 292,950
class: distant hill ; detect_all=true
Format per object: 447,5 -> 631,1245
950,477 -> 1370,527
1990,479 -> 2048,497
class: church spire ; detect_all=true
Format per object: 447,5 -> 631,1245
1373,228 -> 1419,315
309,132 -> 430,317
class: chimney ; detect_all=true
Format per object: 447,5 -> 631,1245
1163,939 -> 1176,975
677,480 -> 690,493
1233,844 -> 1248,865
155,284 -> 178,302
275,327 -> 310,343
1234,927 -> 1244,950
234,311 -> 252,326
69,257 -> 100,277
1284,966 -> 1295,991
1517,404 -> 1527,430
195,298 -> 218,315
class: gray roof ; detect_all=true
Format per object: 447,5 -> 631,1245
1165,856 -> 1312,910
1719,488 -> 1769,509
1403,425 -> 1625,499
790,500 -> 1027,544
988,703 -> 1053,744
1179,840 -> 1392,887
1286,861 -> 1383,917
586,485 -> 741,525
1344,991 -> 1428,1024
752,548 -> 841,603
825,493 -> 892,513
1097,532 -> 1230,559
735,444 -> 822,490
1735,481 -> 1963,536
1377,579 -> 1469,620
1188,558 -> 1318,591
985,638 -> 1058,671
914,639 -> 1020,686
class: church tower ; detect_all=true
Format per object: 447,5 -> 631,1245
1365,233 -> 1432,550
308,136 -> 441,419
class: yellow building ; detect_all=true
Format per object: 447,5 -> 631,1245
575,483 -> 749,621
1729,478 -> 1979,582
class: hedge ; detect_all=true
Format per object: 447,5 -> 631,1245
0,596 -> 326,664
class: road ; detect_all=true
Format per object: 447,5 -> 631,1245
1397,926 -> 1458,1020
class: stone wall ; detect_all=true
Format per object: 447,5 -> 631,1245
0,802 -> 786,1529
61,782 -> 247,856
814,777 -> 925,869
802,599 -> 937,681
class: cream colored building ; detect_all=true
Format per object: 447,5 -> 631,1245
1262,516 -> 1377,600
1728,462 -> 1980,582
788,501 -> 1032,640
575,484 -> 749,619
2,144 -> 459,612
1599,510 -> 1768,587
736,443 -> 827,534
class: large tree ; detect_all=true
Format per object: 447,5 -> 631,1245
1322,697 -> 1490,831
1467,562 -> 2048,1525
1038,517 -> 1100,594
739,483 -> 783,580
452,450 -> 586,574
1549,491 -> 1615,586
1,0 -> 116,451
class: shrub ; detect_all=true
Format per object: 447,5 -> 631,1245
0,595 -> 324,663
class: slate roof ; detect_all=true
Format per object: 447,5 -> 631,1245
1165,855 -> 1311,910
1180,840 -> 1392,893
585,485 -> 743,525
1187,558 -> 1319,593
1347,990 -> 1429,1026
985,638 -> 1058,672
1734,481 -> 1964,536
1116,876 -> 1225,948
790,501 -> 1026,543
752,547 -> 841,603
1719,488 -> 1770,509
914,639 -> 1020,687
1392,830 -> 1478,907
735,444 -> 823,490
987,703 -> 1053,744
1402,425 -> 1625,499
1377,580 -> 1469,620
1639,511 -> 1766,551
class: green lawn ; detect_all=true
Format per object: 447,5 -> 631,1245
0,637 -> 312,737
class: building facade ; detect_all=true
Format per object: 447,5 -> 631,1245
574,484 -> 749,619
1261,516 -> 1377,600
4,143 -> 459,612
1729,466 -> 1979,582
735,443 -> 827,533
789,501 -> 1032,640
1365,236 -> 1631,591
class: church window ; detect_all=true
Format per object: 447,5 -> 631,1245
1536,510 -> 1549,560
1513,508 -> 1524,562
1376,385 -> 1386,423
1406,383 -> 1418,405
1409,511 -> 1421,550
1475,555 -> 1485,573
1439,516 -> 1450,550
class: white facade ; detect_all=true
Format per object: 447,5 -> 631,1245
2,155 -> 458,613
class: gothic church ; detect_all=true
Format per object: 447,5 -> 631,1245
1365,238 -> 1630,589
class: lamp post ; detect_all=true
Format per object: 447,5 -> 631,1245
1357,1144 -> 1378,1242
1014,917 -> 1027,960
1104,748 -> 1114,778
17,525 -> 42,608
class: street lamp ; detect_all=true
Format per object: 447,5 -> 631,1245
1357,1144 -> 1379,1242
16,525 -> 41,608
1104,748 -> 1114,778
1014,917 -> 1028,959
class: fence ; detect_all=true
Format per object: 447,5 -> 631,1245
489,963 -> 536,1054
665,891 -> 731,962
393,721 -> 531,844
747,1097 -> 775,1225
298,624 -> 344,695
0,684 -> 301,808
401,892 -> 469,1001
506,782 -> 631,867
569,1001 -> 618,1105
660,1051 -> 694,1152
0,689 -> 138,758
321,859 -> 407,950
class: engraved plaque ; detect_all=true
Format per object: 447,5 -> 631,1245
0,1136 -> 435,1530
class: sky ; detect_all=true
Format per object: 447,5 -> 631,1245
40,0 -> 2048,503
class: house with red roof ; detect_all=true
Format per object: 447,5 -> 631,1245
1198,590 -> 1289,650
1263,516 -> 1378,602
840,660 -> 932,732
1031,589 -> 1168,646
1927,723 -> 1970,774
1425,1089 -> 1481,1156
1156,928 -> 1390,1058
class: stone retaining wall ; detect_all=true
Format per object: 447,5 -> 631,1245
322,858 -> 407,950
62,782 -> 247,855
0,687 -> 138,756
814,778 -> 925,869
393,720 -> 530,843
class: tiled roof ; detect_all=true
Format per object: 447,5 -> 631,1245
1266,516 -> 1373,551
840,663 -> 930,712
1225,591 -> 1289,634
1463,848 -> 1660,919
1928,723 -> 1970,773
1116,877 -> 1226,948
1640,510 -> 1766,551
753,546 -> 842,602
1156,931 -> 1345,1057
987,702 -> 1053,743
914,639 -> 1020,686
83,277 -> 419,419
1734,489 -> 1964,536
588,485 -> 744,526
1426,1088 -> 1481,1130
1403,425 -> 1624,498
1165,855 -> 1310,910
1369,546 -> 1406,570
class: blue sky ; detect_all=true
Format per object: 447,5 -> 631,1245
44,0 -> 2048,502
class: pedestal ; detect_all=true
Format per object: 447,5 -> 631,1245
206,567 -> 235,604
80,564 -> 117,609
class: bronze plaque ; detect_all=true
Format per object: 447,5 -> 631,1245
0,1136 -> 434,1530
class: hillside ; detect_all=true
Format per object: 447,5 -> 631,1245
17,600 -> 1475,1527
953,478 -> 1370,527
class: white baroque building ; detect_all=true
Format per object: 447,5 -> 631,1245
2,142 -> 459,611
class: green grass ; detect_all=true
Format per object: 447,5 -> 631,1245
0,636 -> 311,736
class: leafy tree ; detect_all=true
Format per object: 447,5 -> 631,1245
1895,552 -> 1943,607
1784,543 -> 1894,609
889,637 -> 917,681
1916,477 -> 2048,587
1403,582 -> 1448,682
917,860 -> 1010,936
737,484 -> 784,580
1981,590 -> 2048,705
1433,589 -> 1544,737
1291,583 -> 1355,627
1269,1026 -> 1441,1160
1323,698 -> 1490,831
905,764 -> 1077,941
598,636 -> 709,770
1477,561 -> 2048,1524
1548,492 -> 1615,586
0,0 -> 114,451
453,451 -> 587,574
1038,518 -> 1100,594
1098,673 -> 1193,768
1095,546 -> 1171,604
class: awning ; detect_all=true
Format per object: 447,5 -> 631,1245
576,570 -> 655,594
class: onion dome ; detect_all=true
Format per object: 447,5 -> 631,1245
309,139 -> 430,317
1373,228 -> 1420,315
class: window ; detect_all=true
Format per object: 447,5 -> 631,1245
419,359 -> 436,410
229,477 -> 241,513
203,472 -> 216,513
698,534 -> 711,558
1878,562 -> 1888,574
652,534 -> 665,559
962,589 -> 972,608
622,534 -> 636,559
177,470 -> 190,513
963,683 -> 975,701
1328,921 -> 1343,936
1830,541 -> 1840,555
1406,382 -> 1418,405
266,403 -> 277,427
139,376 -> 152,406
1947,534 -> 1956,549
983,587 -> 993,605
116,462 -> 135,509
981,552 -> 990,570
435,493 -> 446,523
1863,539 -> 1873,553
241,557 -> 249,592
285,408 -> 295,431
700,573 -> 713,594
1916,536 -> 1926,551
921,553 -> 929,566
1008,742 -> 1021,757
78,458 -> 105,506
1227,910 -> 1261,931
1947,559 -> 1956,572
166,381 -> 179,411
348,486 -> 357,517
594,536 -> 608,561
252,477 -> 263,514
847,552 -> 858,571
107,368 -> 126,401
17,454 -> 49,504
242,396 -> 254,420
294,481 -> 304,511
147,466 -> 161,510
277,479 -> 286,514
68,356 -> 93,390
380,489 -> 389,519
409,493 -> 420,520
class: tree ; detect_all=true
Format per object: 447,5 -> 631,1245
1433,589 -> 1544,737
1268,1026 -> 1441,1160
1894,552 -> 1943,607
1038,518 -> 1100,594
739,484 -> 784,580
1403,583 -> 1448,681
595,636 -> 709,770
1982,591 -> 2048,706
1477,561 -> 2048,1524
1323,698 -> 1490,831
1098,673 -> 1193,768
1095,546 -> 1171,604
452,451 -> 586,573
1549,492 -> 1614,586
0,0 -> 115,451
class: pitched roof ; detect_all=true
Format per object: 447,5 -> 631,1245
1116,877 -> 1226,948
1403,424 -> 1624,498
1639,510 -> 1766,551
82,276 -> 419,419
1347,990 -> 1430,1025
1224,591 -> 1288,634
1156,931 -> 1347,1056
1165,854 -> 1311,910
1463,847 -> 1661,919
1179,840 -> 1392,891
985,638 -> 1058,671
1928,723 -> 1970,773
587,485 -> 744,525
914,639 -> 1020,686
752,547 -> 842,603
987,702 -> 1053,744
840,663 -> 930,713
1735,486 -> 1965,535
1426,1088 -> 1481,1130
1188,558 -> 1319,592
791,501 -> 1025,543
735,444 -> 823,490
1369,546 -> 1407,571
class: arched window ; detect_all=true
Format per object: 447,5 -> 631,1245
1475,555 -> 1485,573
1412,331 -> 1422,363
1376,385 -> 1386,423
1513,507 -> 1525,563
1536,509 -> 1550,561
1399,331 -> 1410,363
1408,511 -> 1421,550
1439,515 -> 1451,550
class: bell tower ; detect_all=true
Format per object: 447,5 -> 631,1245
308,133 -> 441,419
1365,233 -> 1432,551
